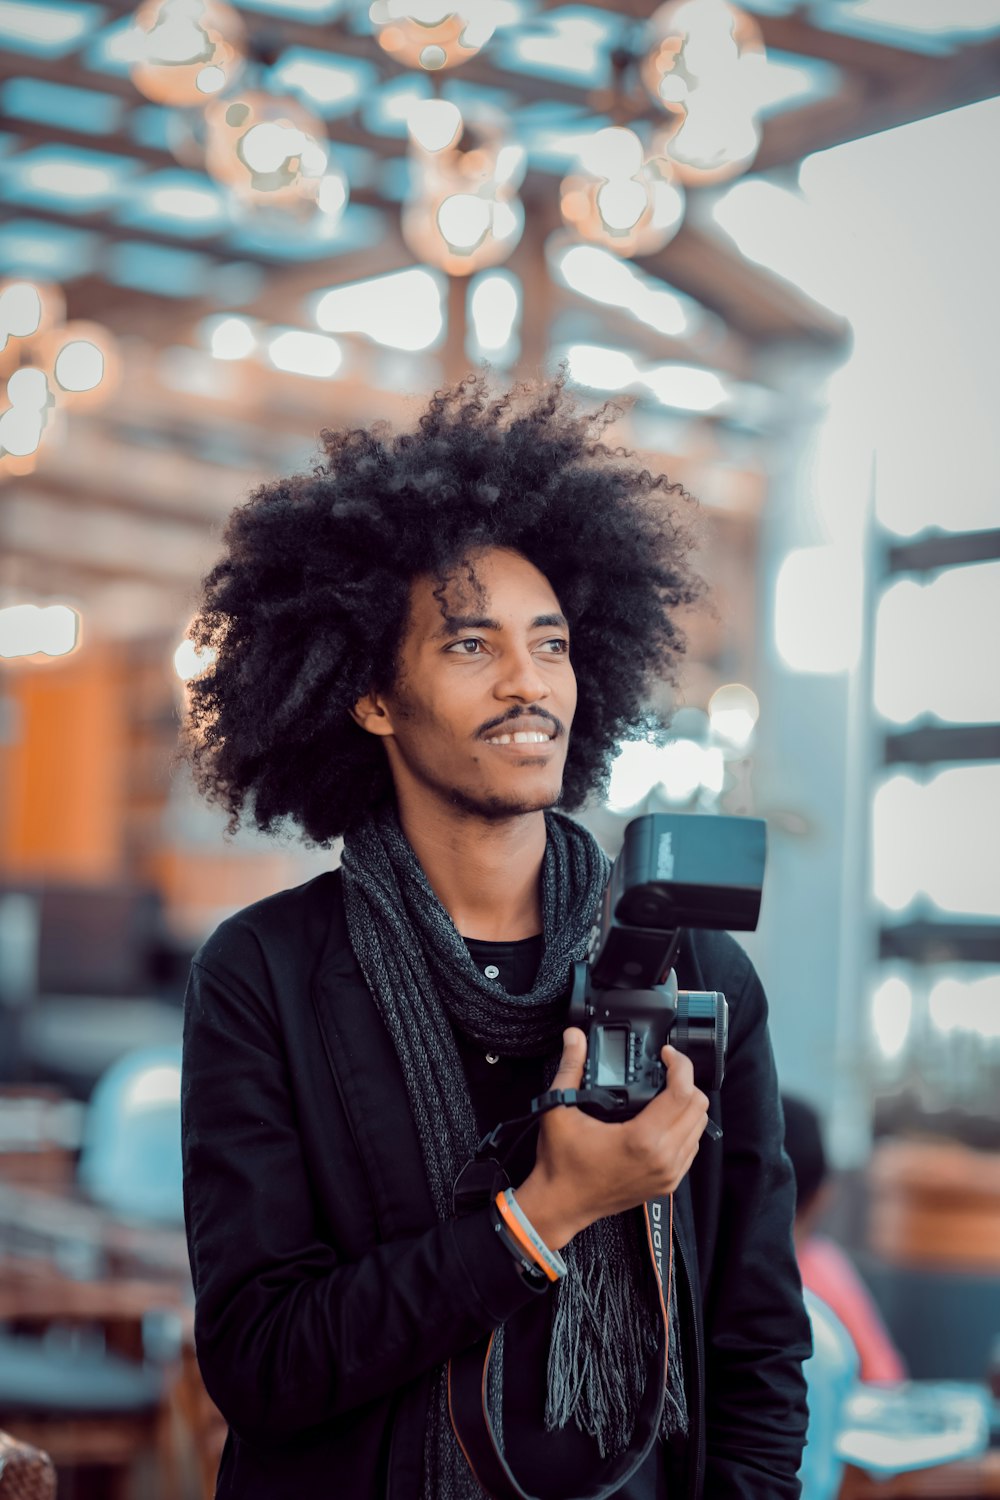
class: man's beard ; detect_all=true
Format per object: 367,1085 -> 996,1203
444,779 -> 563,822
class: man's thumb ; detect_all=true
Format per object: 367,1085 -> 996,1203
554,1026 -> 587,1088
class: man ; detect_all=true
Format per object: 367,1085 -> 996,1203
181,374 -> 810,1499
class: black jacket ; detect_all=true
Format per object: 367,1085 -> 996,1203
182,869 -> 810,1499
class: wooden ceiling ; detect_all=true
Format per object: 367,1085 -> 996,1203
1,1 -> 998,645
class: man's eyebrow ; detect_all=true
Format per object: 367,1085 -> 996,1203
432,611 -> 569,638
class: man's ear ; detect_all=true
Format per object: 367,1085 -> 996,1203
351,690 -> 395,739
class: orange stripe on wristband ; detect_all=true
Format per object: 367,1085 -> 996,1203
494,1191 -> 561,1283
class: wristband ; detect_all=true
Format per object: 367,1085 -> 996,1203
495,1189 -> 568,1283
489,1200 -> 549,1291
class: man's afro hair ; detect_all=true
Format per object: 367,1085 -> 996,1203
183,371 -> 704,844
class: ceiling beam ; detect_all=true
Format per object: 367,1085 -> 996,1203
642,221 -> 848,346
755,35 -> 1000,172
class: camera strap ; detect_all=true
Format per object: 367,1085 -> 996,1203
447,1192 -> 674,1500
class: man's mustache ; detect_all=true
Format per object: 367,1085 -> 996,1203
475,707 -> 564,740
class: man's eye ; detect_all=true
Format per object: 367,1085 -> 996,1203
447,638 -> 484,654
540,638 -> 569,654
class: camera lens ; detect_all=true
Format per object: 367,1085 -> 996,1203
673,991 -> 727,1091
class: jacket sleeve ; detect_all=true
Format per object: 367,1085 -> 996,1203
181,949 -> 539,1442
699,951 -> 812,1499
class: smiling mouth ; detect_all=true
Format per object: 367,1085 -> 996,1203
483,730 -> 555,746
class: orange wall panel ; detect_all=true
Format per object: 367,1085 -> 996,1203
0,647 -> 127,883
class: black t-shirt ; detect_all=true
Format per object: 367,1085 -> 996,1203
456,935 -> 667,1500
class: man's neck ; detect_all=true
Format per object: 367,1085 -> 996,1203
395,796 -> 547,941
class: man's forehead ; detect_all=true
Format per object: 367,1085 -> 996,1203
407,550 -> 562,629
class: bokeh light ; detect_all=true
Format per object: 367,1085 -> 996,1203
0,603 -> 80,660
204,92 -> 342,217
560,127 -> 685,258
871,974 -> 913,1061
129,0 -> 245,107
642,0 -> 765,184
173,638 -> 217,681
370,0 -> 497,72
403,105 -> 525,275
708,682 -> 760,749
49,322 -> 121,409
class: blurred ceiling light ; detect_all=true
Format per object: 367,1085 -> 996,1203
314,267 -> 444,351
174,637 -> 217,681
844,0 -> 1000,38
366,76 -> 432,136
369,0 -> 498,72
606,739 -> 668,813
24,159 -> 120,202
0,603 -> 80,660
773,545 -> 862,675
643,362 -> 727,411
270,53 -> 369,114
468,270 -> 519,353
871,973 -> 912,1061
0,278 -> 65,359
437,191 -> 492,250
316,165 -> 348,219
642,0 -> 765,184
708,681 -> 759,749
0,405 -> 44,458
508,12 -> 606,82
203,314 -> 257,360
147,181 -> 222,220
579,125 -> 644,181
560,126 -> 684,258
0,280 -> 43,347
55,342 -> 102,391
5,366 -> 51,412
49,321 -> 120,408
129,0 -> 245,106
549,241 -> 691,337
0,1 -> 95,53
268,328 -> 343,377
407,98 -> 463,153
655,100 -> 760,185
1,369 -> 53,461
565,343 -> 639,391
402,105 -> 525,275
205,91 -> 343,220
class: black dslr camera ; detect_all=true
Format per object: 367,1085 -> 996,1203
566,812 -> 766,1119
465,812 -> 767,1177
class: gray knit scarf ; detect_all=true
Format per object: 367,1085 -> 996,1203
341,803 -> 686,1500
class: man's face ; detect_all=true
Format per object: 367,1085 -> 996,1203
366,547 -> 577,821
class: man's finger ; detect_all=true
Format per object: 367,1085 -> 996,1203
661,1044 -> 696,1092
552,1026 -> 587,1089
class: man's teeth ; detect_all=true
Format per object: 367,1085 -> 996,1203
486,731 -> 551,745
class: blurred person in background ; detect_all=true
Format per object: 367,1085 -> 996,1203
180,374 -> 810,1500
797,1289 -> 858,1500
783,1094 -> 907,1384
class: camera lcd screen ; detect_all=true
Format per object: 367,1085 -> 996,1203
595,1027 -> 628,1086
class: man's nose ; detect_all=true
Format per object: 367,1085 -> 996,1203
495,647 -> 551,702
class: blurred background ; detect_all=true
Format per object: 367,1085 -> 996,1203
0,0 -> 998,1495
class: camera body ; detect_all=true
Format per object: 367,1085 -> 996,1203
568,812 -> 766,1117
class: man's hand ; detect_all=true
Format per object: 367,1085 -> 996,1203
513,1027 -> 709,1251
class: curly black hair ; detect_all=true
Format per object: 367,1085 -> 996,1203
183,371 -> 704,844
